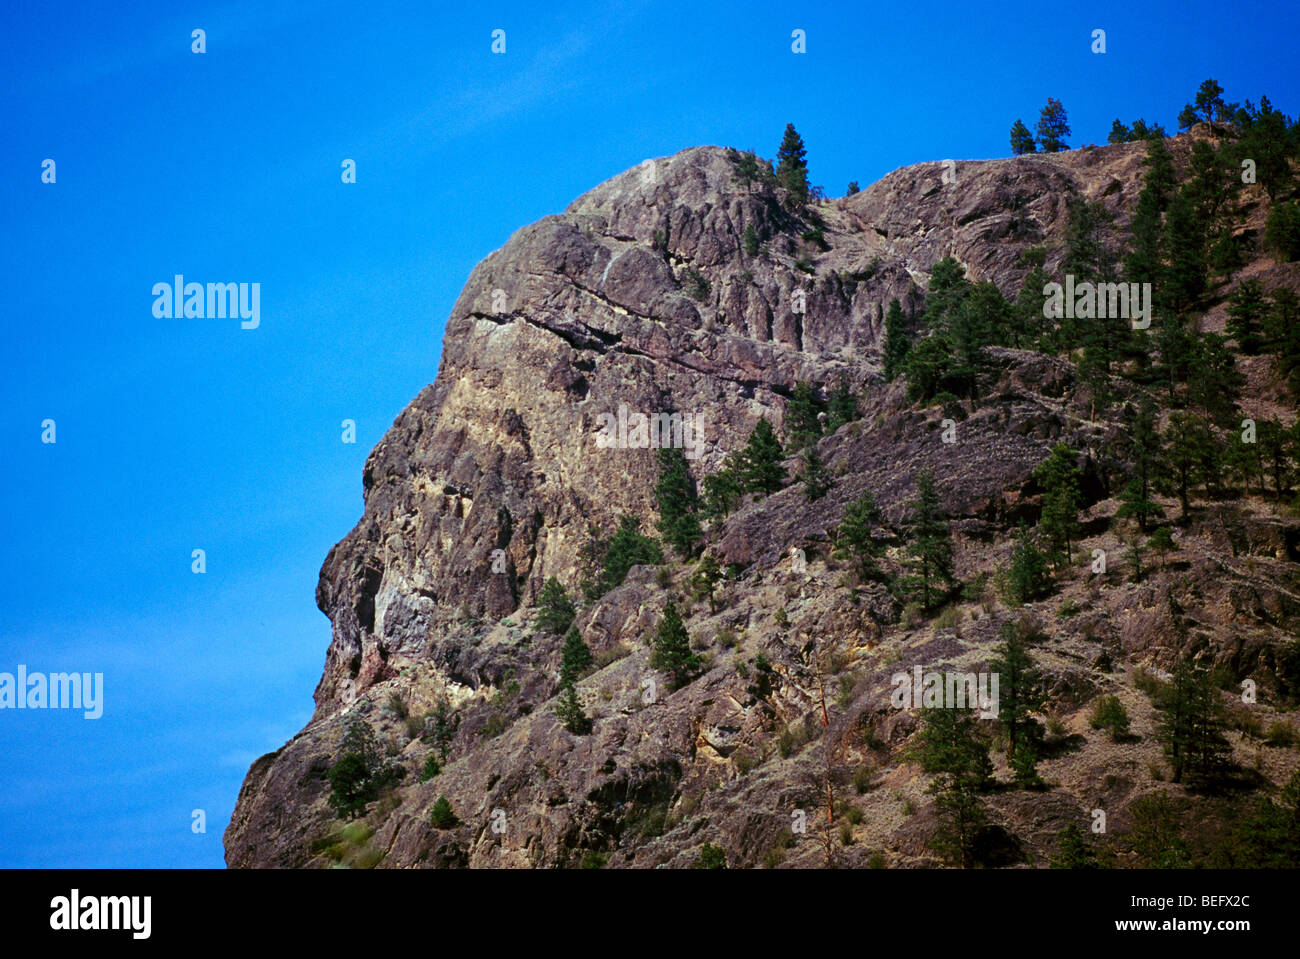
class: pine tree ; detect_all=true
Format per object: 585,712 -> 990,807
846,180 -> 860,196
1156,659 -> 1232,786
701,465 -> 743,520
1108,119 -> 1131,144
731,150 -> 762,191
535,577 -> 576,634
825,373 -> 859,431
1161,191 -> 1208,312
1227,279 -> 1267,356
555,680 -> 590,734
1035,98 -> 1071,153
924,257 -> 971,330
655,446 -> 703,558
742,223 -> 760,256
775,123 -> 810,206
1010,119 -> 1036,155
650,599 -> 700,689
429,795 -> 458,829
1003,521 -> 1052,605
1164,408 -> 1201,514
737,418 -> 787,494
1033,443 -> 1083,568
835,491 -> 885,581
590,515 -> 663,596
1265,201 -> 1300,263
883,298 -> 911,381
1050,822 -> 1102,868
1013,248 -> 1049,350
784,381 -> 824,451
991,618 -> 1047,783
1147,526 -> 1176,569
903,467 -> 955,610
689,553 -> 723,612
800,447 -> 833,501
1258,419 -> 1293,500
910,706 -> 992,867
1187,332 -> 1244,428
1117,396 -> 1165,531
559,626 -> 593,685
1235,95 -> 1297,201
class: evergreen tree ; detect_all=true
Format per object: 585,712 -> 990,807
737,418 -> 787,494
1265,201 -> 1300,263
655,446 -> 703,557
1147,526 -> 1177,569
1164,408 -> 1201,514
1050,822 -> 1102,868
903,467 -> 956,610
1108,119 -> 1131,144
589,515 -> 664,597
429,795 -> 458,828
1156,659 -> 1232,786
327,717 -> 404,820
1003,521 -> 1052,605
1033,442 -> 1083,568
846,180 -> 861,196
555,680 -> 591,734
1187,332 -> 1244,428
825,373 -> 859,431
1161,191 -> 1208,312
559,626 -> 593,685
650,599 -> 700,689
1090,695 -> 1131,741
1010,119 -> 1036,155
689,553 -> 723,613
800,447 -> 833,501
883,298 -> 911,381
742,223 -> 760,257
835,491 -> 885,581
924,257 -> 971,330
775,123 -> 810,206
991,618 -> 1047,783
1265,289 -> 1300,395
731,150 -> 762,191
701,465 -> 743,520
1035,98 -> 1071,153
1013,248 -> 1049,351
1258,419 -> 1293,499
1117,396 -> 1165,531
1227,279 -> 1268,355
535,577 -> 576,634
785,381 -> 824,451
1126,138 -> 1177,304
1235,95 -> 1297,201
910,706 -> 992,867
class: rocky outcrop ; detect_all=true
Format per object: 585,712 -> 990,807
225,134 -> 1300,869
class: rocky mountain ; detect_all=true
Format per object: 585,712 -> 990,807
225,131 -> 1300,869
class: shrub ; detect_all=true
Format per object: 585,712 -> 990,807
429,796 -> 457,829
419,754 -> 441,783
1089,695 -> 1131,740
853,764 -> 874,794
580,850 -> 607,869
694,842 -> 727,869
1265,201 -> 1300,262
1265,720 -> 1296,747
684,269 -> 711,301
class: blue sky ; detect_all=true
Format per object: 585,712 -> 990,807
1,0 -> 1296,868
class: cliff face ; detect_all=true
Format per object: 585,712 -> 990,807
225,137 -> 1300,869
